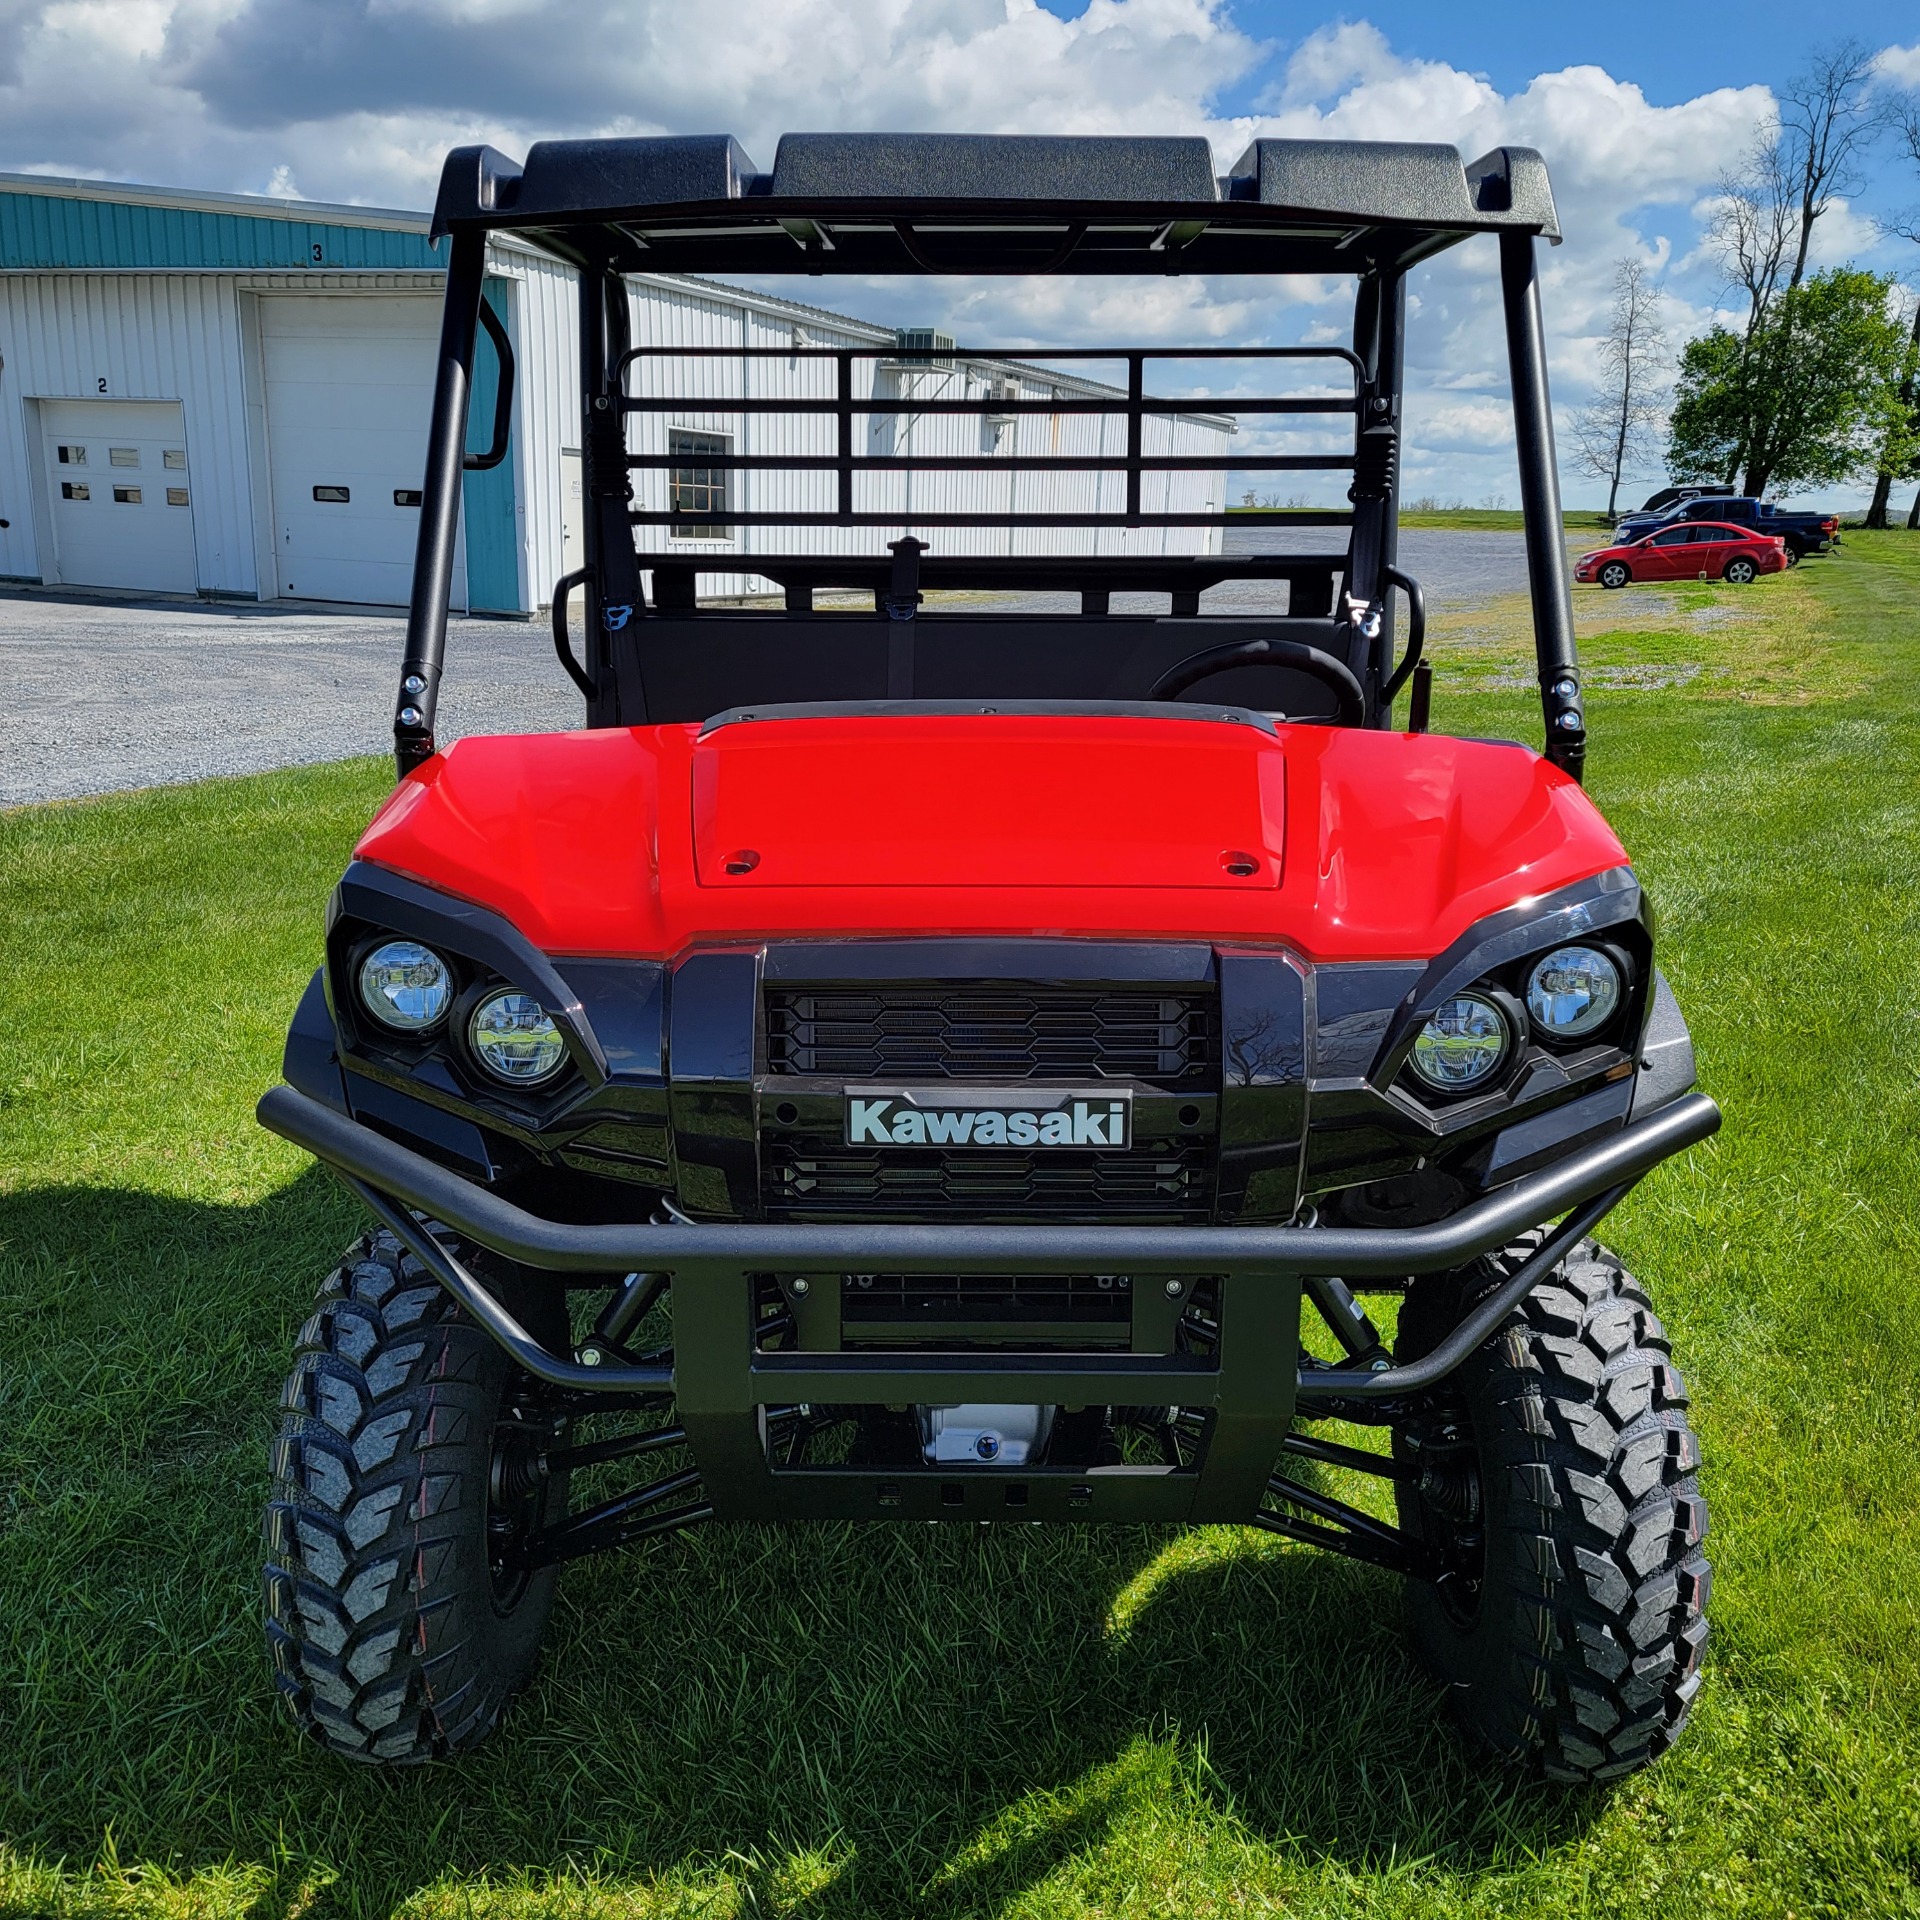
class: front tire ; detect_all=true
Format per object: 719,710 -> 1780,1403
1393,1236 -> 1710,1783
1598,560 -> 1631,589
263,1230 -> 566,1763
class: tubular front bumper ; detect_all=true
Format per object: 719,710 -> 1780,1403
257,1083 -> 1719,1522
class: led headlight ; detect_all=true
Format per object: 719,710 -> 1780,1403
1409,993 -> 1509,1092
469,989 -> 568,1085
1526,945 -> 1622,1039
357,940 -> 451,1031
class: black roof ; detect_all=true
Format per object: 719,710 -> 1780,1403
430,132 -> 1560,277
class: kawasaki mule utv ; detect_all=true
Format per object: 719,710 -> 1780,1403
258,131 -> 1718,1780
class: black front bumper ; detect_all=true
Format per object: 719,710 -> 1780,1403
258,1083 -> 1720,1525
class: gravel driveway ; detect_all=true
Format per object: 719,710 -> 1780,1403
3,595 -> 579,808
1215,523 -> 1535,610
2,527 -> 1557,808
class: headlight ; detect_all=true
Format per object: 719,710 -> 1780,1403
358,940 -> 451,1031
1526,945 -> 1622,1039
1409,993 -> 1509,1092
469,989 -> 568,1085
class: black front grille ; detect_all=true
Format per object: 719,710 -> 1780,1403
763,1133 -> 1211,1223
840,1273 -> 1133,1347
765,986 -> 1214,1085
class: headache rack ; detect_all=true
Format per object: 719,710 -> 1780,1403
391,131 -> 1587,777
619,342 -> 1353,533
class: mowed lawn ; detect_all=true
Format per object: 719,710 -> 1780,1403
3,538 -> 1919,1919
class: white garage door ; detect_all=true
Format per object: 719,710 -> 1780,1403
40,399 -> 198,594
261,297 -> 462,607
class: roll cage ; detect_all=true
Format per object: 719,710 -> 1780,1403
395,132 -> 1584,779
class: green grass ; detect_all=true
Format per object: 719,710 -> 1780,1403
1400,508 -> 1616,532
5,539 -> 1920,1917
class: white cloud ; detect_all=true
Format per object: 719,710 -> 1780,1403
1269,20 -> 1399,108
1414,398 -> 1516,449
1873,41 -> 1920,90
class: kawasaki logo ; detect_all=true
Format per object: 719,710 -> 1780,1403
845,1088 -> 1133,1150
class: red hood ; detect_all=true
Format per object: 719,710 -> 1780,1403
353,714 -> 1628,963
690,713 -> 1286,890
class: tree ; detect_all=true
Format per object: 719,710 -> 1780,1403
1870,104 -> 1920,531
1569,260 -> 1668,518
1666,267 -> 1910,499
1861,286 -> 1920,530
1694,48 -> 1886,490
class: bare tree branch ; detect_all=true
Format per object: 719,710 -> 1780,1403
1778,39 -> 1886,288
1706,135 -> 1794,338
1878,105 -> 1920,250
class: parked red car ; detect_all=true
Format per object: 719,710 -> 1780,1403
1575,522 -> 1788,588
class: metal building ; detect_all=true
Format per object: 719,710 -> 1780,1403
0,171 -> 1231,613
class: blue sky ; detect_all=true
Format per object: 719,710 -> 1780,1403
2,1 -> 1916,508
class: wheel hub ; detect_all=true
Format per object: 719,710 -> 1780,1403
489,1432 -> 548,1510
486,1410 -> 557,1607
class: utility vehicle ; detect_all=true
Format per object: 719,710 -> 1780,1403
258,131 -> 1719,1780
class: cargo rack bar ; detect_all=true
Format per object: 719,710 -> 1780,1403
618,342 -> 1357,535
708,552 -> 1352,591
657,550 -> 1358,620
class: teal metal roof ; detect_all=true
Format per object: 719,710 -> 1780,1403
0,182 -> 446,271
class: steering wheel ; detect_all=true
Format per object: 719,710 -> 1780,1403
1148,636 -> 1366,726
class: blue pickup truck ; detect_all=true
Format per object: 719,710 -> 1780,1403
1613,495 -> 1839,562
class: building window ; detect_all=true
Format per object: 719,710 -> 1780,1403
166,488 -> 190,507
113,486 -> 142,504
110,447 -> 140,467
61,481 -> 90,501
669,429 -> 732,540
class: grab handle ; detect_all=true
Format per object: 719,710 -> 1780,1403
1380,564 -> 1426,704
462,296 -> 515,473
551,569 -> 597,699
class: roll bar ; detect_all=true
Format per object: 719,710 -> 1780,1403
389,142 -> 1584,782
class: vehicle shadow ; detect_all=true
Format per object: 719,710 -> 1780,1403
0,1173 -> 1601,1918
